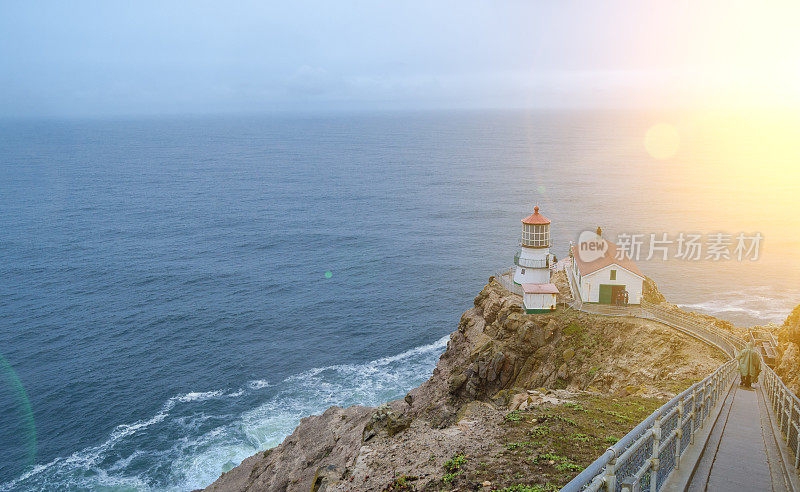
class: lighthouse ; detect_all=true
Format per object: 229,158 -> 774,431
513,206 -> 559,313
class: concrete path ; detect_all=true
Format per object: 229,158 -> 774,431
687,383 -> 788,492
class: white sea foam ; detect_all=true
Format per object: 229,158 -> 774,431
247,379 -> 271,390
1,334 -> 450,491
679,287 -> 800,325
177,390 -> 226,403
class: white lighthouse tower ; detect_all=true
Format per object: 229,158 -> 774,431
513,206 -> 559,313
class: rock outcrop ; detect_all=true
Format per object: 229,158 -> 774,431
775,305 -> 800,394
206,278 -> 727,492
642,275 -> 666,304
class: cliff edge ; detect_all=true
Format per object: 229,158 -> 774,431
775,304 -> 800,395
205,278 -> 726,491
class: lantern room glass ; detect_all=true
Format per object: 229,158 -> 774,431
521,224 -> 550,247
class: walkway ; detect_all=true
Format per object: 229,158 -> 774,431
493,261 -> 800,492
685,382 -> 788,492
555,260 -> 799,492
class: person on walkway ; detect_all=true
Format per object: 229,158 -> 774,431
736,342 -> 761,388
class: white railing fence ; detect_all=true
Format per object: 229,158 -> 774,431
560,295 -> 800,491
640,301 -> 743,358
764,365 -> 800,470
561,360 -> 738,492
493,265 -> 800,489
494,268 -> 523,296
560,295 -> 749,491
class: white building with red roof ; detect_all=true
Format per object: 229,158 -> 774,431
512,206 -> 558,313
569,240 -> 645,305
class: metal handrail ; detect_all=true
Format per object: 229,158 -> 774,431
560,291 -> 800,491
562,360 -> 738,492
640,301 -> 742,358
763,364 -> 800,469
496,264 -> 800,487
515,255 -> 549,268
561,299 -> 749,491
494,268 -> 523,296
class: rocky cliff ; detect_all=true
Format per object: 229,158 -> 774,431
775,305 -> 800,394
205,278 -> 726,492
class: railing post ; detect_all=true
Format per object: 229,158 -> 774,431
771,374 -> 776,409
620,476 -> 638,492
772,374 -> 776,407
698,386 -> 706,429
775,377 -> 780,413
603,458 -> 617,492
650,418 -> 661,492
794,421 -> 800,469
780,390 -> 787,435
712,373 -> 719,405
689,391 -> 696,445
675,402 -> 684,469
771,374 -> 776,410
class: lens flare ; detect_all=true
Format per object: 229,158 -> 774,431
644,122 -> 680,160
1,354 -> 37,469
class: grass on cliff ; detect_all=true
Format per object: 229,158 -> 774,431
431,393 -> 665,491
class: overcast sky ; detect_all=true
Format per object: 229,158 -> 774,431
2,1 -> 799,117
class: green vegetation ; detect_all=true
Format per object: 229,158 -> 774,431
443,454 -> 467,473
532,452 -> 582,471
498,484 -> 558,492
602,409 -> 632,422
528,425 -> 550,438
538,413 -> 577,426
563,322 -> 584,337
441,454 -> 468,483
572,433 -> 590,442
384,475 -> 418,491
442,472 -> 460,483
561,321 -> 600,349
494,393 -> 666,490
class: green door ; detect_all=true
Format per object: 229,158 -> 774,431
598,284 -> 613,304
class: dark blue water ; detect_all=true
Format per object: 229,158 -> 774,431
1,111 -> 798,490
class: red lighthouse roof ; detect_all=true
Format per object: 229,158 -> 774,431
521,206 -> 551,225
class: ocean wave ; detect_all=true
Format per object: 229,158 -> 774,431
246,379 -> 271,390
1,334 -> 449,491
678,288 -> 800,325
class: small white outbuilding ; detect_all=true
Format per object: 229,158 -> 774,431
570,241 -> 645,305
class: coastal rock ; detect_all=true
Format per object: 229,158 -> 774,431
206,278 -> 729,492
311,465 -> 344,492
205,405 -> 372,492
362,404 -> 412,441
773,305 -> 800,395
642,275 -> 667,304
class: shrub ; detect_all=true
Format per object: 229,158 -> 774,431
443,454 -> 467,473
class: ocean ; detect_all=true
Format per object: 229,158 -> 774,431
1,110 -> 798,490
